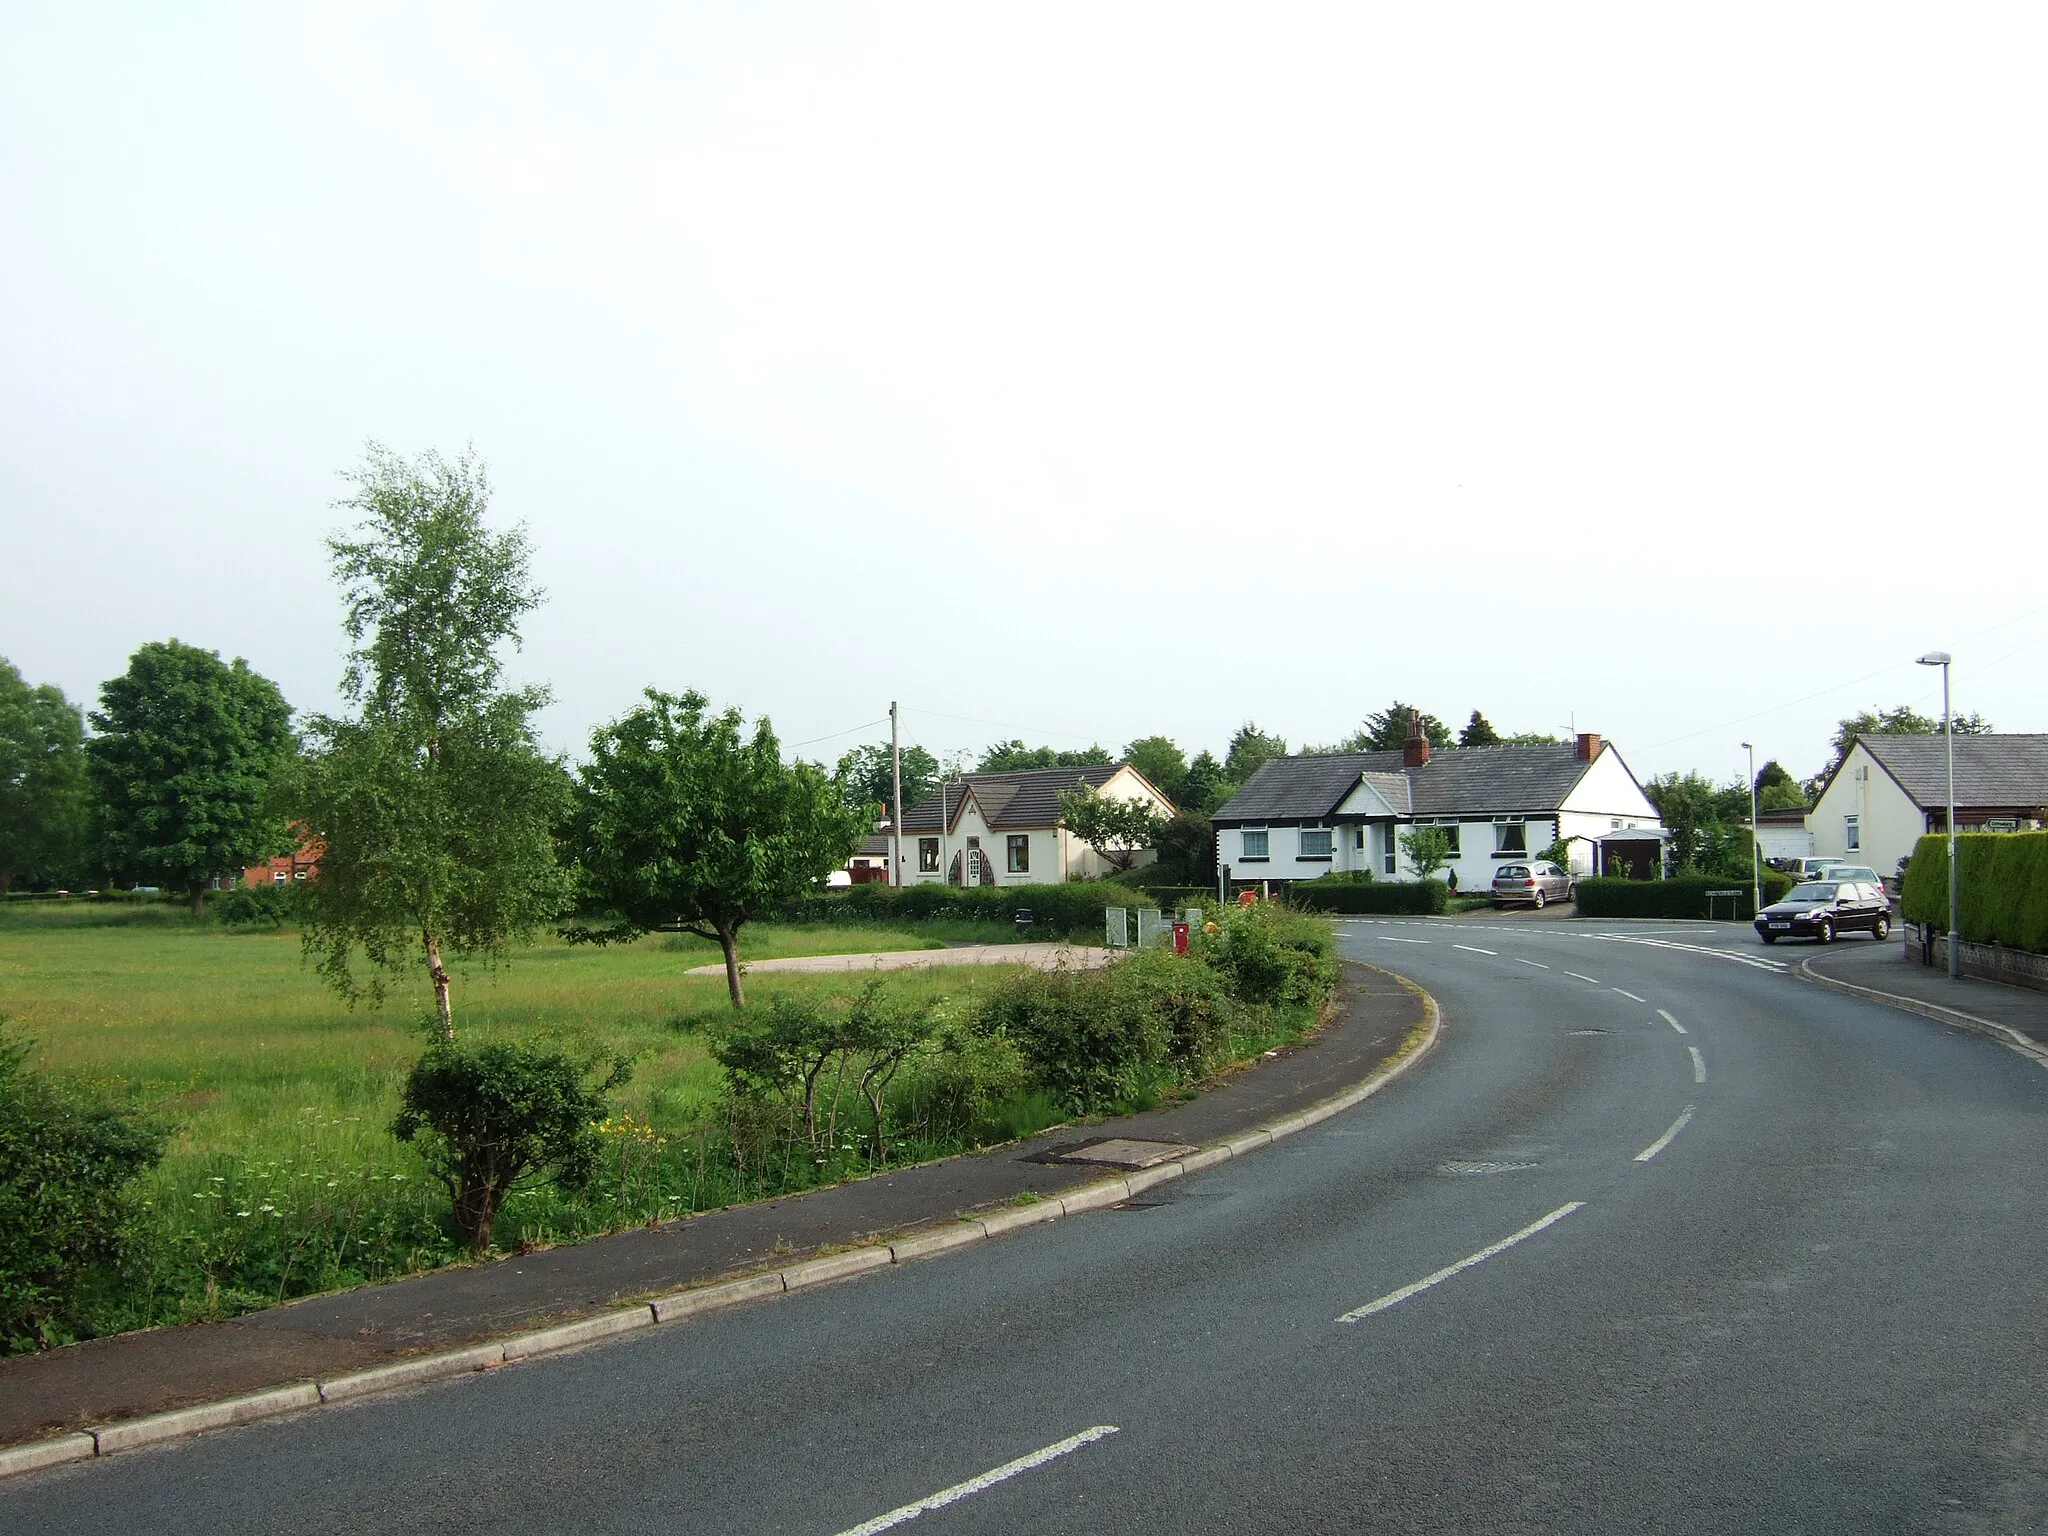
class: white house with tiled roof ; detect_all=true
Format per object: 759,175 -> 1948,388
1808,733 -> 2048,880
1211,721 -> 1662,888
894,763 -> 1176,886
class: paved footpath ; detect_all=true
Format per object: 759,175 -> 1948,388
1801,932 -> 2048,1055
0,961 -> 1423,1452
684,942 -> 1113,976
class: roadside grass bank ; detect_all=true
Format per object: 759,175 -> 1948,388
0,901 -> 1333,1349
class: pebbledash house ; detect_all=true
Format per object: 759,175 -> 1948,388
1211,718 -> 1664,890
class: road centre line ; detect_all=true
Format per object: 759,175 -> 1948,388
1337,1203 -> 1586,1323
1379,936 -> 1431,944
1611,987 -> 1645,1002
1658,1009 -> 1687,1034
1635,1106 -> 1696,1162
1514,957 -> 1550,969
1564,972 -> 1602,985
1453,944 -> 1497,956
1689,1046 -> 1708,1083
833,1426 -> 1121,1535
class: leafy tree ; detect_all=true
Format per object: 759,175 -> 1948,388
833,741 -> 938,819
0,660 -> 90,893
1180,749 -> 1235,814
1,1022 -> 164,1349
1152,813 -> 1216,885
295,445 -> 574,1040
1344,703 -> 1452,753
1223,723 -> 1288,783
1501,731 -> 1565,746
1057,786 -> 1167,873
1642,771 -> 1751,871
392,1039 -> 627,1256
573,689 -> 868,1007
1755,758 -> 1807,812
86,640 -> 296,912
1457,710 -> 1501,748
1826,705 -> 1993,775
1399,825 -> 1452,879
975,740 -> 1114,773
1122,735 -> 1189,808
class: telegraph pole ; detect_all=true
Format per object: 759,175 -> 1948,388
890,701 -> 905,887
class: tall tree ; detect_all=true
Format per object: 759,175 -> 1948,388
1180,749 -> 1234,815
295,445 -> 573,1039
572,689 -> 867,1007
1754,758 -> 1807,811
1827,705 -> 1992,775
1122,735 -> 1189,808
1458,710 -> 1502,748
975,740 -> 1114,773
1642,771 -> 1750,871
1223,723 -> 1288,783
0,660 -> 90,893
833,741 -> 938,820
1344,703 -> 1453,753
86,641 -> 296,912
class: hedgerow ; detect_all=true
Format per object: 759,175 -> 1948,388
1573,872 -> 1792,921
1284,879 -> 1449,915
1902,832 -> 2048,952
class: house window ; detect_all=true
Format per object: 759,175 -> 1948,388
1300,827 -> 1333,858
918,837 -> 939,872
1383,827 -> 1398,876
1494,821 -> 1527,854
1844,815 -> 1860,851
1431,821 -> 1461,856
1354,826 -> 1365,851
1241,828 -> 1269,859
273,870 -> 288,884
1007,834 -> 1030,873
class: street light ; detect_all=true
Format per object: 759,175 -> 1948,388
1740,741 -> 1760,917
1916,650 -> 1959,979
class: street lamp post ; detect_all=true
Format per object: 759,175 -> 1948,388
1741,741 -> 1761,917
1917,651 -> 1959,979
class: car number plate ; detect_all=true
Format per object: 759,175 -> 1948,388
1769,922 -> 1791,930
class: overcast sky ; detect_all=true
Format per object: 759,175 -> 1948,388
4,3 -> 2043,789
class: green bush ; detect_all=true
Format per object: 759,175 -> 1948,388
1208,901 -> 1338,1006
1285,879 -> 1449,915
0,1026 -> 164,1349
392,1041 -> 629,1256
975,965 -> 1174,1113
208,884 -> 296,928
779,881 -> 1150,940
1573,872 -> 1792,921
1903,832 -> 2048,951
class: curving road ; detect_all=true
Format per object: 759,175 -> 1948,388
10,918 -> 2048,1533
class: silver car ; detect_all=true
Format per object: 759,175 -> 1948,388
1492,860 -> 1574,908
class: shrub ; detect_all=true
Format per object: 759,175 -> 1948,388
907,1017 -> 1031,1144
1111,946 -> 1239,1074
0,1025 -> 164,1349
209,884 -> 296,929
974,965 -> 1172,1114
1903,832 -> 2048,951
1285,879 -> 1449,915
778,881 -> 1150,940
1573,873 -> 1791,921
1207,902 -> 1338,1008
391,1041 -> 629,1255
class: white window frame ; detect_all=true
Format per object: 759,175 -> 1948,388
1494,818 -> 1528,855
1241,827 -> 1269,860
1006,834 -> 1030,873
1844,815 -> 1861,851
918,837 -> 940,873
1300,826 -> 1334,859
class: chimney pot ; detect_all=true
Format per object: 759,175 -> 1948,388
1403,709 -> 1432,768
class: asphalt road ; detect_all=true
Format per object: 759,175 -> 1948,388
11,918 -> 2048,1534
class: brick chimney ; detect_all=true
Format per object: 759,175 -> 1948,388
1575,732 -> 1602,761
1403,709 -> 1432,768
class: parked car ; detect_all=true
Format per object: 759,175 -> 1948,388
1492,861 -> 1574,909
1788,856 -> 1849,881
1754,880 -> 1892,944
1816,864 -> 1889,897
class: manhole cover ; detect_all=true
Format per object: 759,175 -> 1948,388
1030,1137 -> 1198,1169
1436,1159 -> 1537,1176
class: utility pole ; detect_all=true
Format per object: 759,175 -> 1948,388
1741,741 -> 1761,917
890,701 -> 904,888
1918,651 -> 1959,978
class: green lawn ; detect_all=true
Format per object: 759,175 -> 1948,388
0,904 -> 1037,1335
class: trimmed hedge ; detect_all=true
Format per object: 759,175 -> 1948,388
1573,872 -> 1792,921
1284,879 -> 1449,915
777,881 -> 1154,940
1902,832 -> 2048,951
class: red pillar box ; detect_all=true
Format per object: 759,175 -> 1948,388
1172,922 -> 1189,954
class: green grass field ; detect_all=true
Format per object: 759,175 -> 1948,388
0,903 -> 1043,1336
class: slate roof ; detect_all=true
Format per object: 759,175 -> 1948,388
1855,734 -> 2048,810
1212,744 -> 1609,824
898,764 -> 1124,833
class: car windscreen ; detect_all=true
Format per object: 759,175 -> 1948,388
1787,883 -> 1839,901
1497,866 -> 1529,878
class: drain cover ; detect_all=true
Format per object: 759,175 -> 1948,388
1031,1137 -> 1198,1169
1437,1159 -> 1537,1176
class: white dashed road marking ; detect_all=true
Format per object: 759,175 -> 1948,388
1635,1106 -> 1695,1162
1689,1046 -> 1708,1083
1564,972 -> 1601,985
1514,958 -> 1550,970
834,1426 -> 1122,1535
1611,987 -> 1645,1002
1379,937 -> 1431,944
1454,945 -> 1497,956
1337,1203 -> 1586,1323
1658,1009 -> 1687,1035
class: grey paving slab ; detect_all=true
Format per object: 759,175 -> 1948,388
1804,934 -> 2048,1049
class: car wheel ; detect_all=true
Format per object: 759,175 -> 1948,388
1873,914 -> 1891,940
1533,889 -> 1546,910
1761,932 -> 1778,945
1817,917 -> 1834,944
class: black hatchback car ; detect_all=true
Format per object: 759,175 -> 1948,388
1754,880 -> 1893,944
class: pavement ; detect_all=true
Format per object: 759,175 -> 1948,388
0,960 -> 1423,1451
683,942 -> 1114,976
1800,929 -> 2048,1054
14,917 -> 2048,1531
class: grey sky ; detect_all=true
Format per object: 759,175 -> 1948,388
4,3 -> 2042,789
